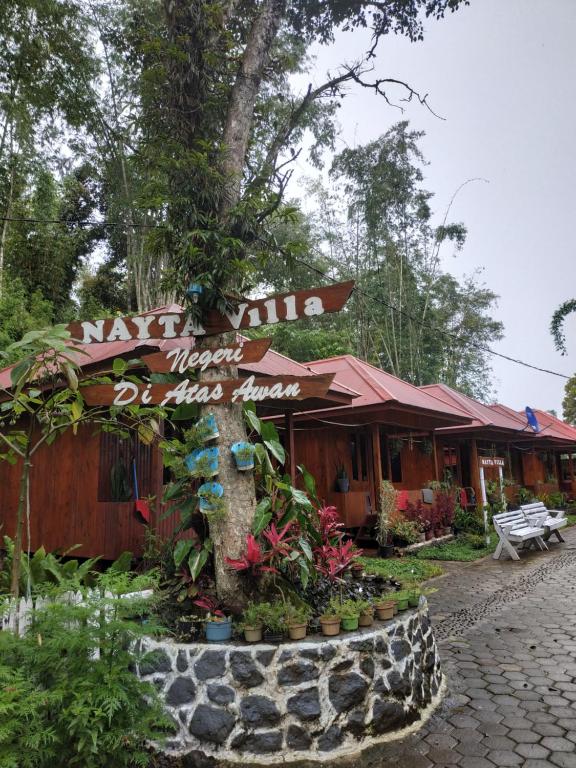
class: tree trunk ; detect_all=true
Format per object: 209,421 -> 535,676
10,452 -> 31,605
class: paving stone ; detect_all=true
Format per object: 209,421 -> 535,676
550,756 -> 576,768
508,729 -> 542,744
541,737 -> 575,752
514,743 -> 551,759
485,750 -> 523,766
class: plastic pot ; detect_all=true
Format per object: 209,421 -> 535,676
336,478 -> 350,493
378,544 -> 395,559
185,446 -> 219,477
243,626 -> 263,643
341,615 -> 359,631
374,601 -> 395,621
263,630 -> 285,643
205,617 -> 232,643
320,616 -> 341,636
358,611 -> 374,627
287,623 -> 307,641
198,482 -> 224,512
197,413 -> 219,441
396,597 -> 409,611
408,595 -> 420,608
231,442 -> 256,471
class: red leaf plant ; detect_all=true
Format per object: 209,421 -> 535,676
193,594 -> 225,617
314,539 -> 359,582
317,505 -> 344,543
224,534 -> 279,576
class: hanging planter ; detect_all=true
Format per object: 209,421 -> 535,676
198,482 -> 224,513
196,414 -> 219,442
185,446 -> 219,477
231,442 -> 256,471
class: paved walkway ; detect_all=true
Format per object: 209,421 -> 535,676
359,526 -> 576,768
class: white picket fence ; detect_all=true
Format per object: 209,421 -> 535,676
0,588 -> 153,635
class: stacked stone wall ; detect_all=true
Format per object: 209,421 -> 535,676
137,599 -> 443,763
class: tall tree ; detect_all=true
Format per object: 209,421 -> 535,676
563,374 -> 576,425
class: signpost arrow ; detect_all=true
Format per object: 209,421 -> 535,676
67,281 -> 354,344
81,373 -> 336,407
141,338 -> 272,373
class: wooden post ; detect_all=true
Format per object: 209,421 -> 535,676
285,411 -> 296,486
432,433 -> 440,482
371,424 -> 382,509
470,439 -> 481,503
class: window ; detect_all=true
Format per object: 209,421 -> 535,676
98,431 -> 154,502
349,431 -> 369,482
390,450 -> 402,483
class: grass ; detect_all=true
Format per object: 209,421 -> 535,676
359,556 -> 444,586
415,532 -> 497,562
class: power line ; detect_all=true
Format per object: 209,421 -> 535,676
271,249 -> 570,381
0,213 -> 569,380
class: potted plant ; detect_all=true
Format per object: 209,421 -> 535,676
239,602 -> 264,643
329,597 -> 360,631
377,481 -> 396,557
373,594 -> 395,621
335,464 -> 349,493
261,602 -> 287,643
231,442 -> 256,471
319,604 -> 341,636
351,561 -> 364,578
195,596 -> 232,643
196,413 -> 219,442
391,519 -> 420,548
393,591 -> 409,611
185,446 -> 220,477
284,603 -> 312,641
197,482 -> 225,516
356,598 -> 374,627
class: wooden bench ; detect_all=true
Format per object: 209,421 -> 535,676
520,501 -> 567,543
492,509 -> 548,561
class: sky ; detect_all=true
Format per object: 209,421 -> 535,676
289,0 -> 576,416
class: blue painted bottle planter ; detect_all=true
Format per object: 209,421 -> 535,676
231,442 -> 256,471
198,482 -> 224,512
185,447 -> 219,477
197,413 -> 219,441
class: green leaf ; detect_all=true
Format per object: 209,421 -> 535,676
173,540 -> 194,568
188,548 -> 209,581
109,551 -> 132,573
298,537 -> 313,562
112,358 -> 128,376
171,403 -> 199,421
260,421 -> 279,442
298,464 -> 317,499
291,488 -> 312,507
10,359 -> 32,387
162,479 -> 187,502
264,439 -> 285,465
252,498 -> 272,536
244,408 -> 261,435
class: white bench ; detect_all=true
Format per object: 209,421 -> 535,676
492,509 -> 548,561
521,501 -> 567,543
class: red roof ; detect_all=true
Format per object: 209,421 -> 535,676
526,408 -> 576,444
420,384 -> 528,432
301,356 -> 470,422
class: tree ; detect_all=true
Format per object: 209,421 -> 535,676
563,374 -> 576,425
551,299 -> 576,355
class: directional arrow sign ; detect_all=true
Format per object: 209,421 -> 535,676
66,281 -> 354,344
141,338 -> 272,373
81,373 -> 336,407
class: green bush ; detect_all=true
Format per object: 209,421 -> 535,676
0,574 -> 171,768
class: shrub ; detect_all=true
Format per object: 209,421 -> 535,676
0,575 -> 171,768
390,519 -> 420,545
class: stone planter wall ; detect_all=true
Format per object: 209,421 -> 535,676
136,598 -> 443,764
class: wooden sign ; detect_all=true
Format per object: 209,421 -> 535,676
142,338 -> 271,374
479,457 -> 505,467
82,373 -> 336,407
66,281 -> 354,344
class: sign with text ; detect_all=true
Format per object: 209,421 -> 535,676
67,281 -> 354,344
82,373 -> 336,407
142,338 -> 271,374
479,457 -> 505,468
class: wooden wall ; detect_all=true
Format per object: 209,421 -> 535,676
393,443 -> 435,491
0,423 -> 163,560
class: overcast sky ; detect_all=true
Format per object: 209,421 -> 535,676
290,0 -> 576,416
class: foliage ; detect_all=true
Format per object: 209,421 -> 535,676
551,299 -> 576,355
562,373 -> 576,425
390,519 -> 421,545
238,601 -> 286,633
358,556 -> 443,585
327,597 -> 360,619
283,601 -> 312,626
377,480 -> 397,546
0,574 -> 171,768
453,504 -> 485,534
516,486 -> 536,506
416,533 -> 496,562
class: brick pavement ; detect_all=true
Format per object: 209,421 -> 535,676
354,526 -> 576,768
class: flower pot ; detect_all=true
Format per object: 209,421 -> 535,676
198,482 -> 224,512
336,478 -> 350,493
231,442 -> 256,471
263,630 -> 285,643
433,529 -> 443,539
408,595 -> 420,608
341,615 -> 359,631
197,413 -> 219,441
358,611 -> 374,627
378,544 -> 395,558
351,564 -> 364,579
425,530 -> 434,541
243,626 -> 263,643
374,601 -> 395,621
185,446 -> 219,477
396,597 -> 409,611
320,616 -> 341,636
287,623 -> 307,641
205,617 -> 232,643
392,602 -> 398,616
